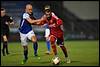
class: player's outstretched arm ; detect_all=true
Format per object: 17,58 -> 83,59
26,18 -> 42,24
33,16 -> 46,25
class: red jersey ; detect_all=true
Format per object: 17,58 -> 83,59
43,12 -> 64,38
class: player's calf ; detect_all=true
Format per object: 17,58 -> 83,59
23,46 -> 28,60
50,35 -> 57,56
2,35 -> 10,55
2,49 -> 5,56
31,36 -> 38,56
2,41 -> 9,56
60,45 -> 68,57
60,45 -> 71,63
45,37 -> 51,54
33,42 -> 38,56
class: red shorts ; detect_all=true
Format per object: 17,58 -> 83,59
49,34 -> 64,45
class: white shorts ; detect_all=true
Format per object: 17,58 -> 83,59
19,30 -> 35,46
45,28 -> 50,38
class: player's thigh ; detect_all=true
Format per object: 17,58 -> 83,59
31,35 -> 37,42
19,32 -> 28,46
45,29 -> 50,41
49,35 -> 56,44
27,30 -> 37,42
56,37 -> 64,46
45,28 -> 50,38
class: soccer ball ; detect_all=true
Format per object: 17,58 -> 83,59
52,57 -> 60,65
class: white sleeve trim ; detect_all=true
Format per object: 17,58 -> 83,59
23,13 -> 30,19
52,12 -> 59,19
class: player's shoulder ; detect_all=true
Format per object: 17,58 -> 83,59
52,12 -> 59,20
51,12 -> 55,16
23,12 -> 30,19
23,12 -> 29,16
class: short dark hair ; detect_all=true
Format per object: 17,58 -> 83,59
25,3 -> 32,9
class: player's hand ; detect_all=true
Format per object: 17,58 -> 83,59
3,35 -> 8,41
40,16 -> 46,22
5,22 -> 9,25
35,21 -> 41,25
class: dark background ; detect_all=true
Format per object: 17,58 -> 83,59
1,1 -> 99,41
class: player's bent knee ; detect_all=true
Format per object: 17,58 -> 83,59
23,46 -> 28,50
31,35 -> 37,43
21,41 -> 27,46
20,38 -> 27,46
46,37 -> 49,41
50,35 -> 56,44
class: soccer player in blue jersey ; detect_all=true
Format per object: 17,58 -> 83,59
19,4 -> 42,64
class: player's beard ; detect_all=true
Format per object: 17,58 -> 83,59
30,12 -> 33,15
47,15 -> 52,20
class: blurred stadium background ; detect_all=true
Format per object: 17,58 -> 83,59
1,1 -> 99,42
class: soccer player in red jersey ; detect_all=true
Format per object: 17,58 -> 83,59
36,5 -> 71,63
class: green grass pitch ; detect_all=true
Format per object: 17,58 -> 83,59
1,40 -> 99,66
